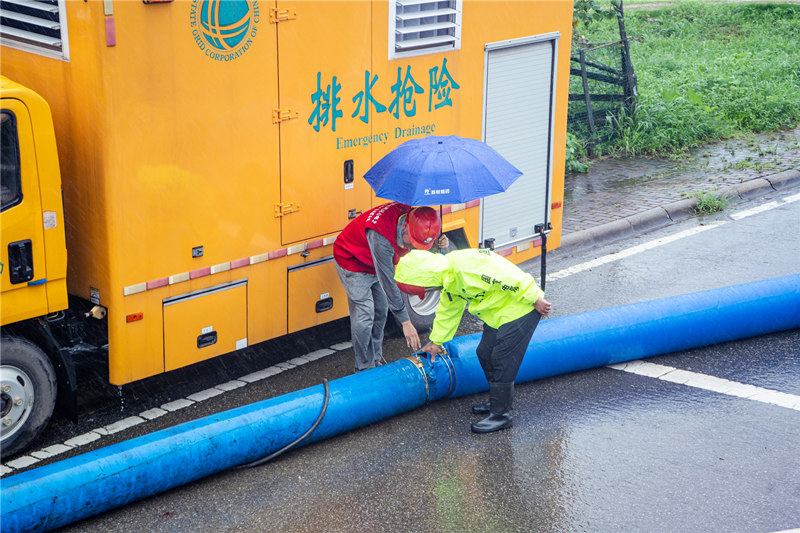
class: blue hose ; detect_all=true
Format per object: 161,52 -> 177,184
441,273 -> 800,398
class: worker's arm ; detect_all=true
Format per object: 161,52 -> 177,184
367,229 -> 420,350
428,290 -> 467,346
509,274 -> 549,315
366,229 -> 410,321
520,277 -> 545,306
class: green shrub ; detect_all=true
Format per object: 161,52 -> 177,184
566,133 -> 589,172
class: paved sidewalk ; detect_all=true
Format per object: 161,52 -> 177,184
557,126 -> 800,254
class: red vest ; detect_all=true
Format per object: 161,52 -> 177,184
334,202 -> 412,274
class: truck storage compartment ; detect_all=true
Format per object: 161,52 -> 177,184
163,280 -> 248,371
288,257 -> 348,332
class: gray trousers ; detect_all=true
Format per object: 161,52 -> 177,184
335,262 -> 389,372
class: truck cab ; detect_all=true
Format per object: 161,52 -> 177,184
1,76 -> 68,457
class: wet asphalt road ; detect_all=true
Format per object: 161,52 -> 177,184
8,188 -> 800,533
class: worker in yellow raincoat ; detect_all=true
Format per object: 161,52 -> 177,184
395,248 -> 551,433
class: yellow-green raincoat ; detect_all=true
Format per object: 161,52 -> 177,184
395,249 -> 545,345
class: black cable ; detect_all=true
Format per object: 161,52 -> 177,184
237,379 -> 330,469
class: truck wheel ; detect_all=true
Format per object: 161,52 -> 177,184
401,289 -> 440,333
0,336 -> 57,459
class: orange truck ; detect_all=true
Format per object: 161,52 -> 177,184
0,0 -> 572,456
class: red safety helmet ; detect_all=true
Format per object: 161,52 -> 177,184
397,282 -> 426,299
406,207 -> 440,250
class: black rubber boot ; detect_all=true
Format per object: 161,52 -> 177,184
471,382 -> 514,433
471,401 -> 490,415
474,387 -> 518,414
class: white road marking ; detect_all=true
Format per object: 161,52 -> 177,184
5,455 -> 39,469
139,408 -> 168,420
240,367 -> 282,383
161,398 -> 195,412
187,388 -> 225,402
306,348 -> 337,360
730,200 -> 781,220
64,431 -> 102,447
731,189 -> 800,220
551,189 -> 799,282
216,380 -> 247,392
95,416 -> 146,435
550,224 -> 724,280
609,360 -> 800,411
782,191 -> 800,203
329,343 -> 352,351
29,444 -> 72,460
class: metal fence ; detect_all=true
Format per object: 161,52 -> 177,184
568,38 -> 638,154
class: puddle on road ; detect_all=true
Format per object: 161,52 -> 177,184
563,127 -> 800,233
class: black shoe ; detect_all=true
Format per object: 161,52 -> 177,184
471,401 -> 491,415
471,413 -> 513,433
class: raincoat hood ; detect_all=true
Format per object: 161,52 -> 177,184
395,250 -> 449,289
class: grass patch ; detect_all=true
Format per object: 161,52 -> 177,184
573,2 -> 800,157
683,188 -> 732,214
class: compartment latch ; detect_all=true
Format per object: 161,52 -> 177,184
274,202 -> 301,217
270,8 -> 296,24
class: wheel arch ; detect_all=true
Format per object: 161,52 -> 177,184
2,317 -> 78,421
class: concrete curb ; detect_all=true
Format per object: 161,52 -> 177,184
557,167 -> 800,256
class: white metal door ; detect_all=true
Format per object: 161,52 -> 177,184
480,33 -> 558,250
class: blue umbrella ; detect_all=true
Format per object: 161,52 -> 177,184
363,135 -> 523,206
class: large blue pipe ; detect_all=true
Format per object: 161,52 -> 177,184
443,273 -> 800,399
2,274 -> 799,532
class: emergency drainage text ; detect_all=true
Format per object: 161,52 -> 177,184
336,123 -> 436,149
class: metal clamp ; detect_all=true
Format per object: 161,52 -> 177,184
403,354 -> 429,402
437,348 -> 457,398
403,346 -> 457,402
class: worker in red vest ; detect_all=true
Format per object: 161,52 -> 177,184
334,202 -> 446,372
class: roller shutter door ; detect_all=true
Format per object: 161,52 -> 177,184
480,34 -> 558,250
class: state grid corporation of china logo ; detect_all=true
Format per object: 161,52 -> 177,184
190,0 -> 260,62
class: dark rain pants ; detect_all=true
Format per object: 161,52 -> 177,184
476,309 -> 541,384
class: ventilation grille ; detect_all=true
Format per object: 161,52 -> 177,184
391,0 -> 461,59
1,0 -> 67,58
